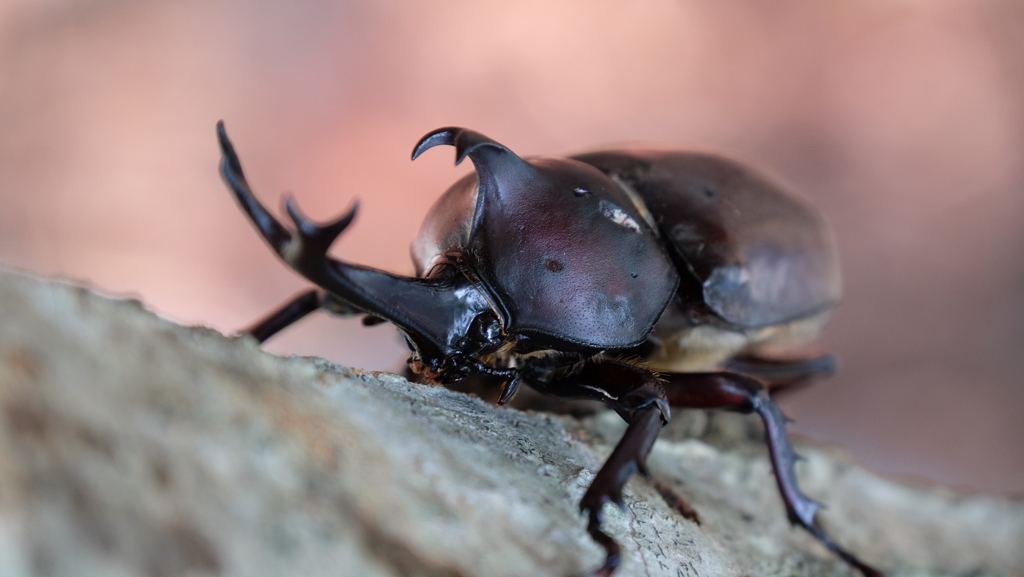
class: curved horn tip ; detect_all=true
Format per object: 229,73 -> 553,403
411,127 -> 462,162
342,199 -> 360,220
217,120 -> 243,173
329,200 -> 360,233
282,193 -> 311,233
216,120 -> 231,153
283,194 -> 360,240
411,126 -> 517,169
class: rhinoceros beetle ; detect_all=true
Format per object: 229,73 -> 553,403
216,121 -> 881,577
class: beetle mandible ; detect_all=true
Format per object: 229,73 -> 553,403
216,122 -> 881,577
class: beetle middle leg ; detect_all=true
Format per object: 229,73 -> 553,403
724,353 -> 837,396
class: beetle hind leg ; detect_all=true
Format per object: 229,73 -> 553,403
659,370 -> 882,577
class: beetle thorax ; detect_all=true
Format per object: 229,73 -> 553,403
412,156 -> 679,351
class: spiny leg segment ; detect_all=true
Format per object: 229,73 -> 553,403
531,359 -> 881,577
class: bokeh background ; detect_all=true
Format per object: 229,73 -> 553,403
1,0 -> 1022,493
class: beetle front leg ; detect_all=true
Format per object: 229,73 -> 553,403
243,289 -> 323,343
579,404 -> 664,577
660,371 -> 882,577
532,360 -> 670,577
242,289 -> 365,343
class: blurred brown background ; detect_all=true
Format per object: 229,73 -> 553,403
1,0 -> 1022,493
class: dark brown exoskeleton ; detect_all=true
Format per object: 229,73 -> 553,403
216,122 -> 881,577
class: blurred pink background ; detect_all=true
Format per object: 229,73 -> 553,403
1,0 -> 1022,493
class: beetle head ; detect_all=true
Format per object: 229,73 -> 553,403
218,122 -> 513,386
412,127 -> 679,352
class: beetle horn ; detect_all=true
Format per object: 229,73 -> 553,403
218,121 -> 474,372
411,127 -> 518,165
411,127 -> 535,179
412,127 -> 537,239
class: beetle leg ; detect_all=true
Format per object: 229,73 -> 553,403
723,354 -> 836,396
242,290 -> 366,343
579,405 -> 664,577
529,360 -> 670,577
242,289 -> 324,343
496,372 -> 522,405
659,370 -> 882,577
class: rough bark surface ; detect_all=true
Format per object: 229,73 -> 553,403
0,268 -> 1020,577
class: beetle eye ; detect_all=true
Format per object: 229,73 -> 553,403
465,312 -> 502,352
572,187 -> 591,197
472,312 -> 501,341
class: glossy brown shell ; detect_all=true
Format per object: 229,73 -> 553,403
412,153 -> 678,349
572,150 -> 841,329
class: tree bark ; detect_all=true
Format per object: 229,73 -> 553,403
0,268 -> 1019,577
